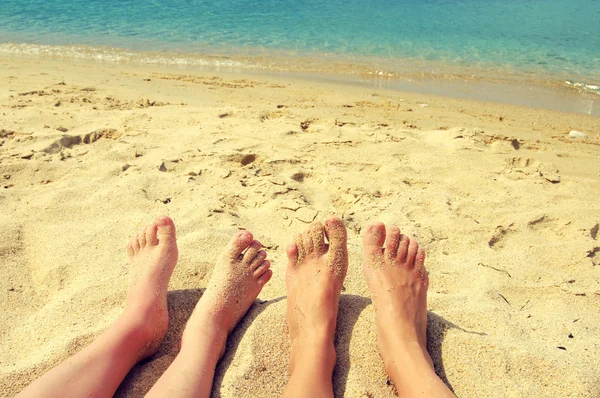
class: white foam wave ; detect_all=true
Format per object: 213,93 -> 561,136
565,80 -> 600,95
0,42 -> 268,70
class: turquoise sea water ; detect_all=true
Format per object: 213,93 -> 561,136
1,0 -> 599,97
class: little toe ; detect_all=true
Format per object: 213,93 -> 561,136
139,227 -> 147,248
132,234 -> 141,254
243,240 -> 262,264
415,248 -> 428,283
227,230 -> 254,259
257,268 -> 273,286
250,249 -> 267,269
146,222 -> 159,246
385,225 -> 401,258
308,221 -> 326,255
156,216 -> 177,245
362,222 -> 386,257
254,260 -> 271,278
324,217 -> 348,277
287,243 -> 299,267
127,241 -> 134,258
405,239 -> 419,268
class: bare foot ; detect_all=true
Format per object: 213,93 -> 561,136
182,230 -> 273,356
363,223 -> 453,397
145,230 -> 272,398
124,216 -> 179,359
285,217 -> 348,385
16,217 -> 179,398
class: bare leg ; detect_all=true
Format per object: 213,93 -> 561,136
283,217 -> 348,398
146,230 -> 272,398
363,223 -> 455,397
17,217 -> 179,398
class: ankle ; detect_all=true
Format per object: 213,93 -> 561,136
382,340 -> 435,381
180,309 -> 228,356
101,314 -> 163,363
290,334 -> 337,375
119,305 -> 163,337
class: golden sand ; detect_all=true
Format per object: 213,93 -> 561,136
1,56 -> 599,397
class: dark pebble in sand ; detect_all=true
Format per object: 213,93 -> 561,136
300,119 -> 311,130
557,346 -> 567,350
568,333 -> 574,338
291,172 -> 305,182
590,223 -> 598,240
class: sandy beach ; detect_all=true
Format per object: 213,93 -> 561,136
1,55 -> 599,397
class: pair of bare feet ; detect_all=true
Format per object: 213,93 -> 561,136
284,218 -> 452,397
18,216 -> 454,397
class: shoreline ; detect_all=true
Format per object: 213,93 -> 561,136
2,42 -> 599,117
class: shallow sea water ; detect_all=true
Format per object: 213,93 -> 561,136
1,0 -> 599,109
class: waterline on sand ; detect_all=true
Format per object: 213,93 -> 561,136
2,42 -> 598,116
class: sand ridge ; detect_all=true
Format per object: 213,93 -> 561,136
0,56 -> 599,397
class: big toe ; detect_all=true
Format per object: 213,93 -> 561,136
324,217 -> 348,278
226,230 -> 254,259
156,216 -> 177,245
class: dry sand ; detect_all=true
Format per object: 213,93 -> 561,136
1,55 -> 599,397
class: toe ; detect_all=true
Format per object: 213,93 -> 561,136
287,243 -> 299,267
146,222 -> 159,246
156,216 -> 177,245
139,226 -> 147,248
254,260 -> 271,278
257,268 -> 273,287
249,248 -> 267,269
415,247 -> 428,282
324,217 -> 348,277
227,230 -> 254,259
302,230 -> 314,255
405,238 -> 419,268
243,240 -> 262,264
126,241 -> 134,258
132,234 -> 141,254
385,225 -> 401,258
362,222 -> 385,257
294,233 -> 306,264
309,221 -> 326,255
396,234 -> 410,263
